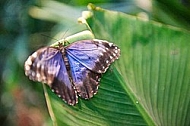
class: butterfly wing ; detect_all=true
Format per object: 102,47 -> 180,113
65,39 -> 120,99
24,47 -> 77,105
66,55 -> 101,99
65,39 -> 120,73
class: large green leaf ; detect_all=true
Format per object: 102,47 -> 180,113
44,4 -> 190,126
84,4 -> 190,125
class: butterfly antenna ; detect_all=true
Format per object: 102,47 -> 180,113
61,29 -> 69,39
41,34 -> 59,41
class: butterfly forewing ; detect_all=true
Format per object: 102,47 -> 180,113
66,39 -> 120,73
25,47 -> 58,84
24,47 -> 77,105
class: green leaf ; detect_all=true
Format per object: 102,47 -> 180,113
45,67 -> 147,126
85,4 -> 190,126
45,4 -> 190,126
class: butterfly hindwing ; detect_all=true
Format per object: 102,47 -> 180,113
65,39 -> 120,73
24,47 -> 77,105
67,54 -> 101,99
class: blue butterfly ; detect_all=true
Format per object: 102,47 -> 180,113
24,39 -> 120,105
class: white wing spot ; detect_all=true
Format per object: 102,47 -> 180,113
73,86 -> 76,90
100,52 -> 103,56
26,57 -> 32,65
25,65 -> 30,71
41,65 -> 44,70
37,63 -> 40,68
115,50 -> 118,54
37,77 -> 41,82
56,90 -> 59,93
95,81 -> 99,85
108,43 -> 113,47
115,46 -> 118,49
47,79 -> 52,85
36,73 -> 40,78
32,71 -> 35,77
98,41 -> 102,44
32,52 -> 38,58
113,53 -> 116,57
25,71 -> 29,76
110,56 -> 113,59
105,47 -> 109,51
102,49 -> 106,52
106,60 -> 109,63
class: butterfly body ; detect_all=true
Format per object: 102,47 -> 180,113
25,39 -> 120,105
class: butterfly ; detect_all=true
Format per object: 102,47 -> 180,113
24,39 -> 120,105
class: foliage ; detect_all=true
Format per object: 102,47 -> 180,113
1,0 -> 190,126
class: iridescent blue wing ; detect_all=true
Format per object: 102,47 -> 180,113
67,55 -> 101,99
65,39 -> 120,99
24,47 -> 77,105
65,39 -> 120,73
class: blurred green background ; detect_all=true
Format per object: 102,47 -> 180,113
0,0 -> 190,125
